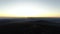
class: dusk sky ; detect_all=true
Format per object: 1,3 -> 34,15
0,0 -> 60,17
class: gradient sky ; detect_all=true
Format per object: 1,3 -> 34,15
0,0 -> 60,17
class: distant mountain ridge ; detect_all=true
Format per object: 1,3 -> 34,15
0,18 -> 60,23
0,18 -> 60,26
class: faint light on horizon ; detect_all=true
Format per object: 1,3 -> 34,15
0,1 -> 60,17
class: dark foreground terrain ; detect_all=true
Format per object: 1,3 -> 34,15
0,18 -> 60,34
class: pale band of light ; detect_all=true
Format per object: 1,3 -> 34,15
0,2 -> 60,17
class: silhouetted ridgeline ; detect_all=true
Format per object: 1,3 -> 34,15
0,18 -> 60,23
0,18 -> 60,34
0,18 -> 60,26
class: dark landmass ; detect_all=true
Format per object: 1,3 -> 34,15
0,18 -> 60,34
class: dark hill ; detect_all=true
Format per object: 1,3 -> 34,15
0,20 -> 60,34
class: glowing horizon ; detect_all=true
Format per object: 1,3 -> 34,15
0,0 -> 60,17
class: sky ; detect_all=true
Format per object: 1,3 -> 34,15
0,0 -> 60,17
